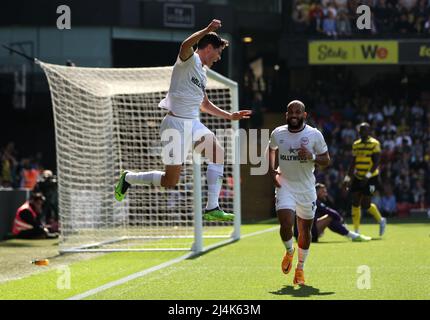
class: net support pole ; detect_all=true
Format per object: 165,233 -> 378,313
192,153 -> 203,254
231,82 -> 241,240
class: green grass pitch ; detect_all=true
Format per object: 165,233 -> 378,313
0,219 -> 429,300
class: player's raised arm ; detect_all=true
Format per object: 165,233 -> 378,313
200,93 -> 252,120
179,19 -> 222,61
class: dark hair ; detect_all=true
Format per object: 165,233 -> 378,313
30,192 -> 45,202
197,32 -> 229,50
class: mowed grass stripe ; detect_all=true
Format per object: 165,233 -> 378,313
0,224 -> 275,300
88,222 -> 430,300
68,226 -> 279,300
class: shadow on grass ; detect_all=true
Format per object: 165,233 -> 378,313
313,240 -> 347,244
0,240 -> 59,248
186,239 -> 240,260
270,285 -> 335,298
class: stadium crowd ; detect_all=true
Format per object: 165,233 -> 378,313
1,142 -> 59,233
0,142 -> 43,189
292,0 -> 430,37
304,90 -> 430,217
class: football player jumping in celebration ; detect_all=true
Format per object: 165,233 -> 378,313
268,100 -> 330,285
114,19 -> 252,221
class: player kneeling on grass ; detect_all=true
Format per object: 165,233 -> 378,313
293,183 -> 372,243
268,100 -> 330,286
12,192 -> 59,239
114,19 -> 251,221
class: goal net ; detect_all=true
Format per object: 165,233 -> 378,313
38,61 -> 241,253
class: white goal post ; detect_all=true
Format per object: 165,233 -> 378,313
38,60 -> 241,254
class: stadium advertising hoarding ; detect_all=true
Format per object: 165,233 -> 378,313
309,40 -> 398,65
399,40 -> 430,64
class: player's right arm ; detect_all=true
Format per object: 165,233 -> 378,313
179,19 -> 222,61
267,129 -> 281,188
268,148 -> 281,188
343,153 -> 356,188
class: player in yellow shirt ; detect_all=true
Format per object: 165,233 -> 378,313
343,122 -> 387,236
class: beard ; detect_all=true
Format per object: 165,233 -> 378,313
287,117 -> 304,130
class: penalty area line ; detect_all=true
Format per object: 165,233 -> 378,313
66,226 -> 278,300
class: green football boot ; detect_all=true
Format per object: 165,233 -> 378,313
115,170 -> 130,202
352,234 -> 372,242
203,207 -> 234,222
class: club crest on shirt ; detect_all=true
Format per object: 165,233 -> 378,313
300,137 -> 309,145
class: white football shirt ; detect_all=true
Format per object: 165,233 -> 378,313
159,53 -> 207,119
269,124 -> 328,193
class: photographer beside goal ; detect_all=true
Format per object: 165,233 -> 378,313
114,19 -> 251,221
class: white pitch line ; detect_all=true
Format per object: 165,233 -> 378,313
66,226 -> 278,300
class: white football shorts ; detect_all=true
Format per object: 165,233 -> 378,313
275,178 -> 317,220
159,114 -> 212,165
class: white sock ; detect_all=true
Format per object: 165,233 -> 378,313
125,171 -> 164,187
347,231 -> 360,239
297,247 -> 309,270
283,238 -> 294,254
205,163 -> 224,210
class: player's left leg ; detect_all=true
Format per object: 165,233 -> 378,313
194,129 -> 233,222
361,176 -> 386,236
295,215 -> 313,285
362,195 -> 386,236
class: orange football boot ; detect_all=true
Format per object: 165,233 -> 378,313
293,268 -> 305,286
281,248 -> 295,274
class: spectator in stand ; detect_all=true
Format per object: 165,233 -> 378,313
292,0 -> 429,35
411,100 -> 425,120
381,117 -> 397,136
337,10 -> 352,36
397,117 -> 410,135
380,186 -> 397,217
20,158 -> 40,190
425,14 -> 430,33
397,13 -> 415,33
375,0 -> 394,33
396,132 -> 413,149
1,142 -> 18,188
323,3 -> 338,37
382,133 -> 397,153
340,121 -> 357,144
411,180 -> 427,206
342,101 -> 356,121
293,1 -> 310,33
382,99 -> 397,118
414,0 -> 429,32
367,106 -> 385,125
308,2 -> 324,34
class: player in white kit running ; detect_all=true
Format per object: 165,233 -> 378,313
114,19 -> 252,222
268,100 -> 330,285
